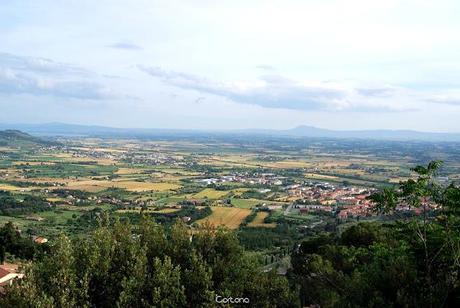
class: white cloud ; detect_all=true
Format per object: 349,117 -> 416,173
1,0 -> 460,131
0,53 -> 118,100
139,65 -> 427,112
0,52 -> 90,76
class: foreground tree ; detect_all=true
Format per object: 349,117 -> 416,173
292,161 -> 460,307
0,222 -> 38,262
0,219 -> 297,307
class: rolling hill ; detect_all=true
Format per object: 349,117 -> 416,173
0,130 -> 57,147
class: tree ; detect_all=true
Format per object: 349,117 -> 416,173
0,222 -> 37,261
149,257 -> 186,307
370,160 -> 460,306
292,161 -> 460,307
0,218 -> 297,307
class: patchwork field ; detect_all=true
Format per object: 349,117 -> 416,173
197,207 -> 251,229
304,173 -> 339,181
2,133 -> 459,244
64,180 -> 181,192
247,211 -> 277,228
191,188 -> 229,199
231,198 -> 263,209
0,183 -> 26,191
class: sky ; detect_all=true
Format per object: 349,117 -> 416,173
1,0 -> 460,132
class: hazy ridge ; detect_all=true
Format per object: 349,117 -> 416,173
1,123 -> 460,142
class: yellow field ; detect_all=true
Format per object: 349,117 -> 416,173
192,188 -> 229,199
115,168 -> 142,175
46,197 -> 65,202
248,212 -> 276,228
64,180 -> 180,192
70,147 -> 126,154
117,182 -> 180,192
158,168 -> 200,176
17,177 -> 69,184
304,173 -> 339,180
0,184 -> 24,191
197,155 -> 261,168
388,177 -> 410,183
231,188 -> 250,196
151,173 -> 187,182
63,182 -> 107,192
154,208 -> 181,213
197,207 -> 251,229
49,153 -> 117,165
333,168 -> 366,176
265,160 -> 313,169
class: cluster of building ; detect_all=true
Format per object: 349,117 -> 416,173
288,181 -> 374,205
394,197 -> 439,215
62,146 -> 185,167
288,181 -> 375,219
63,147 -> 119,161
198,172 -> 284,186
120,151 -> 184,167
290,181 -> 443,219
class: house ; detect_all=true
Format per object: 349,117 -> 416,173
0,263 -> 24,290
337,210 -> 348,219
267,204 -> 283,211
299,208 -> 310,215
32,236 -> 48,244
188,199 -> 206,206
181,216 -> 191,223
299,204 -> 333,214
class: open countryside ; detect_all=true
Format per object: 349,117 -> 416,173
2,1 -> 460,305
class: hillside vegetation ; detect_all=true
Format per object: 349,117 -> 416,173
0,130 -> 56,147
0,219 -> 297,307
1,162 -> 459,307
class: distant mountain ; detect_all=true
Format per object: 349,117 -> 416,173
277,125 -> 460,142
0,129 -> 57,147
0,123 -> 198,138
1,123 -> 460,142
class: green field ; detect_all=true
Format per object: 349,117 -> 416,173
231,198 -> 264,209
191,188 -> 229,199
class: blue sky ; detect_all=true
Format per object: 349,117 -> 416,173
1,0 -> 460,132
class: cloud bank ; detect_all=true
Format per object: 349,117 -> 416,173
139,65 -> 425,112
0,53 -> 116,100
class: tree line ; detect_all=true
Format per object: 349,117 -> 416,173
0,218 -> 297,307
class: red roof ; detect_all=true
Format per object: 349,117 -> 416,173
0,267 -> 11,279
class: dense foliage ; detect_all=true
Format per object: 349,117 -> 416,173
239,223 -> 299,250
0,222 -> 42,262
292,161 -> 460,307
0,191 -> 52,215
0,218 -> 297,307
2,161 -> 460,307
